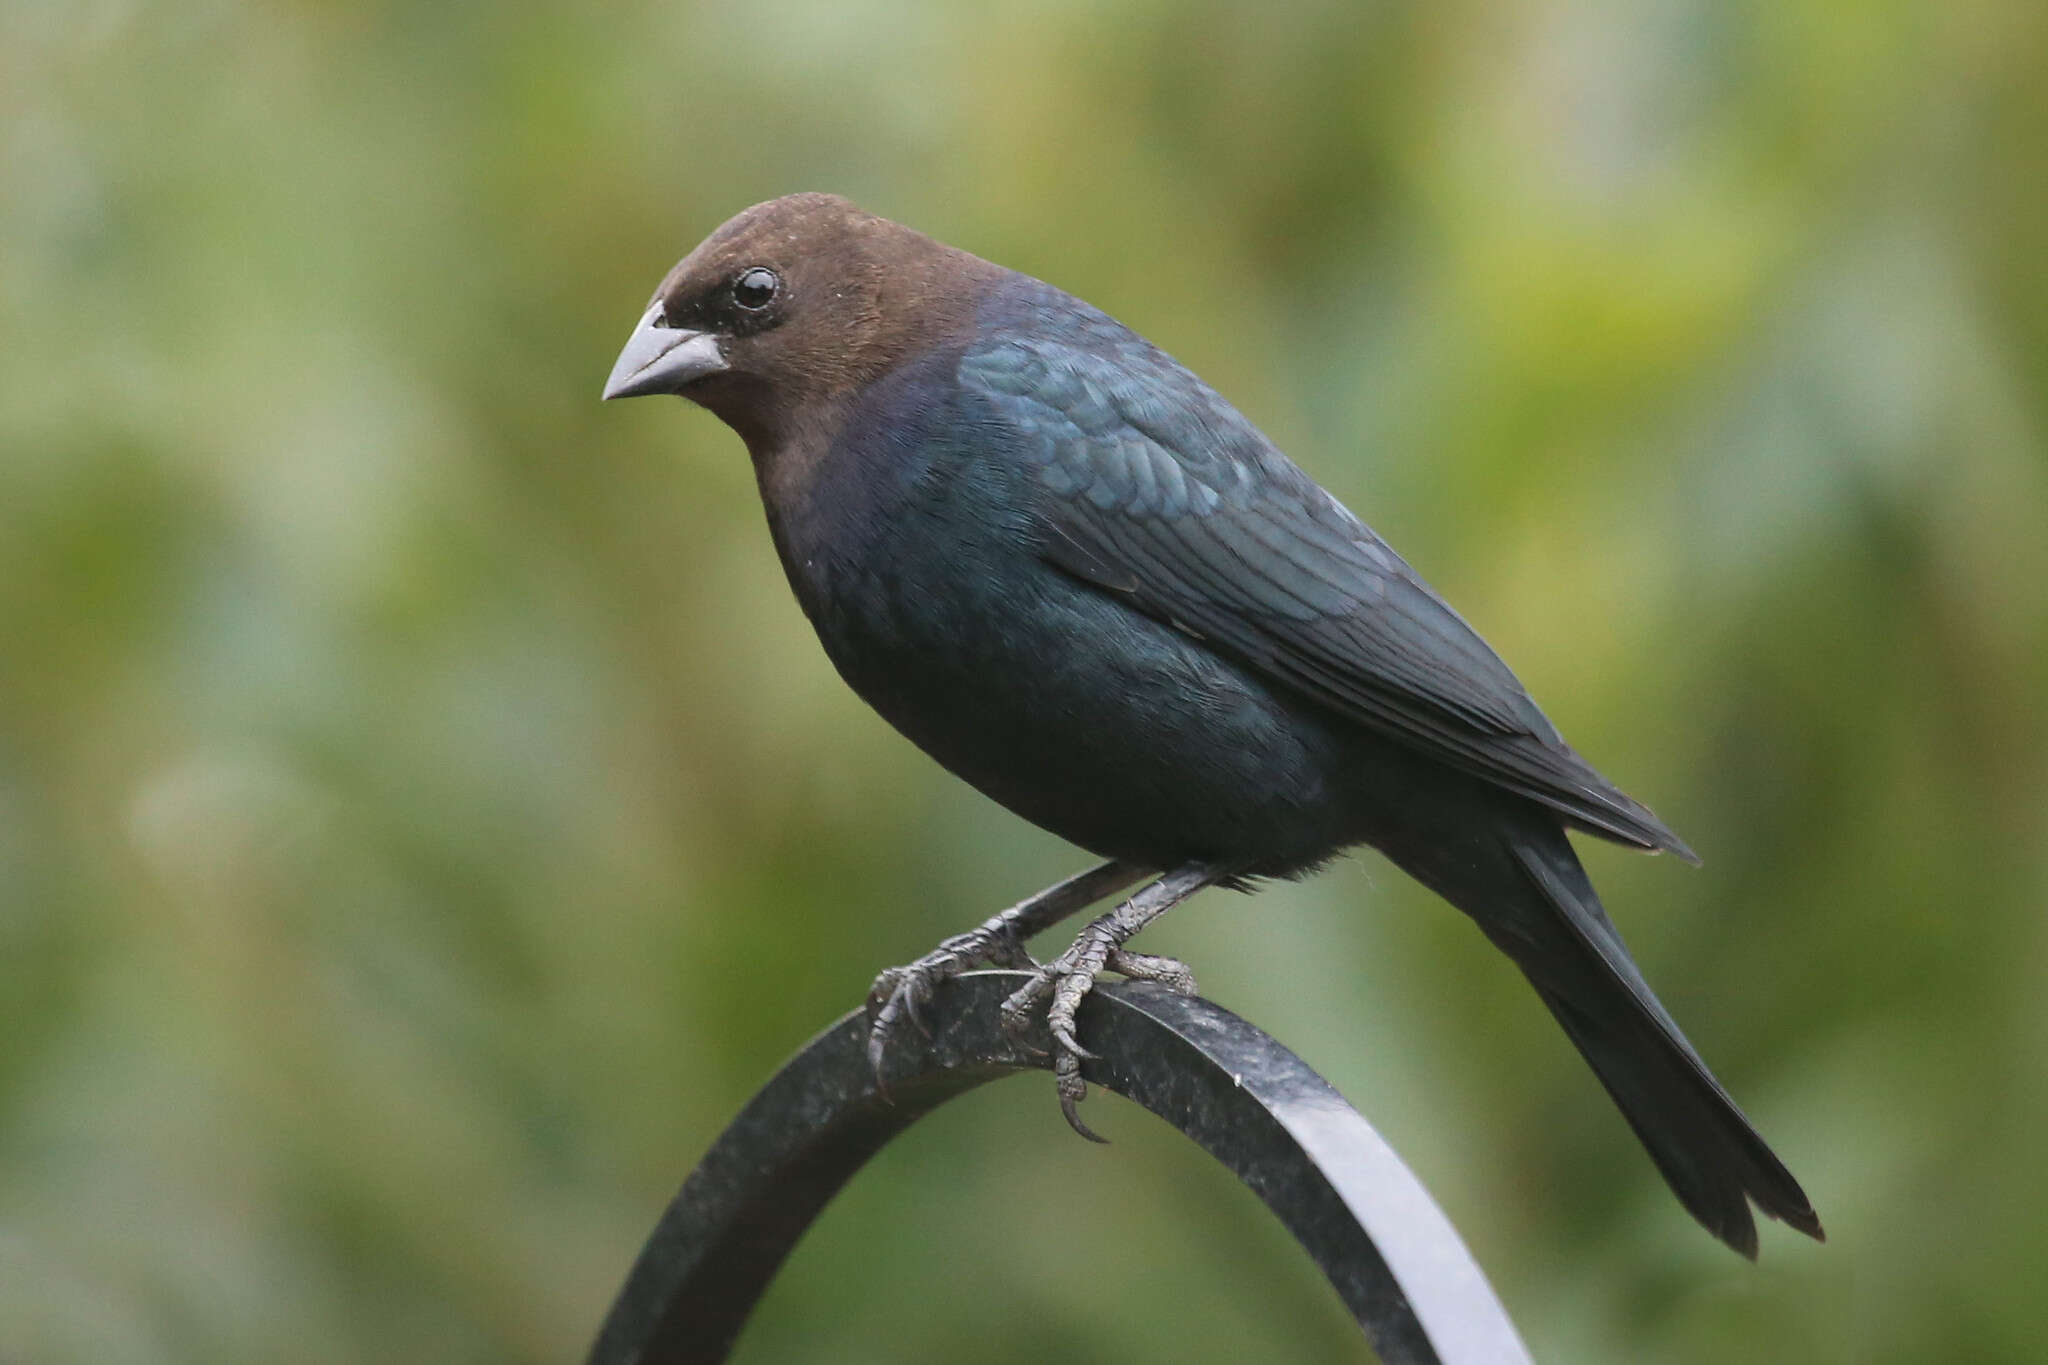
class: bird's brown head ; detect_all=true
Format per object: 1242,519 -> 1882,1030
602,193 -> 1000,451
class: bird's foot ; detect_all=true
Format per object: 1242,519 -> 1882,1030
999,920 -> 1199,1142
866,921 -> 1035,1081
863,861 -> 1148,1089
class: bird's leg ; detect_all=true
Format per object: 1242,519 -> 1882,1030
866,859 -> 1145,1080
999,862 -> 1229,1141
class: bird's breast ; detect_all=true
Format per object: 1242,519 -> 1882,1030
769,467 -> 1358,871
747,352 -> 1372,873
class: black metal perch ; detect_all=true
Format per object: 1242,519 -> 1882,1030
586,971 -> 1531,1365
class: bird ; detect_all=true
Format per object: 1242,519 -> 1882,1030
601,192 -> 1822,1257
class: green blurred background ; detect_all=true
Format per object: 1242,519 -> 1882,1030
6,0 -> 2045,1360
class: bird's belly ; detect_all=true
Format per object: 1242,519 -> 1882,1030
811,554 -> 1367,875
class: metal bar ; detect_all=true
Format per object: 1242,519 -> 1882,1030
586,972 -> 1530,1365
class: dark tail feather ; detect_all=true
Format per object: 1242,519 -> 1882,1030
1506,833 -> 1821,1256
1381,803 -> 1822,1256
1532,980 -> 1822,1257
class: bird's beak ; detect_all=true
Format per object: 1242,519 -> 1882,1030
602,305 -> 729,400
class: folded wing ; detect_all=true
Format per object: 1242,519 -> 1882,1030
959,332 -> 1695,860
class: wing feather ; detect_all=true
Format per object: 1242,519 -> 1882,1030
960,331 -> 1695,860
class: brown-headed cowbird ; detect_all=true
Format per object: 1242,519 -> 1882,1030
603,193 -> 1821,1257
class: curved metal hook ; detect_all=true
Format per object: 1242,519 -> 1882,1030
587,972 -> 1530,1365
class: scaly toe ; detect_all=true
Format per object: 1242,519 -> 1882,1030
1048,970 -> 1104,1047
863,966 -> 903,1016
865,982 -> 918,1085
1106,948 -> 1197,995
865,1019 -> 892,1084
999,971 -> 1055,1048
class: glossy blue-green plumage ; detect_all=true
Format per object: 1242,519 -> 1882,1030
726,258 -> 1814,1256
772,275 -> 1688,869
768,329 -> 1359,875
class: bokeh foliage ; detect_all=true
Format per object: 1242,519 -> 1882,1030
5,0 -> 2045,1361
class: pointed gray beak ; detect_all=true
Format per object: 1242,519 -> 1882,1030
602,305 -> 729,400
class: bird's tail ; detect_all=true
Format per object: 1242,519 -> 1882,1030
1381,802 -> 1822,1257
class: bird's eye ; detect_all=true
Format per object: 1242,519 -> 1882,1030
733,267 -> 780,310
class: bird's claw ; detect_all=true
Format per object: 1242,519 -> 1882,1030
996,925 -> 1197,1140
866,922 -> 1036,1087
1057,1050 -> 1109,1144
867,965 -> 933,1033
865,967 -> 937,1091
873,876 -> 1203,1140
1048,1014 -> 1098,1062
